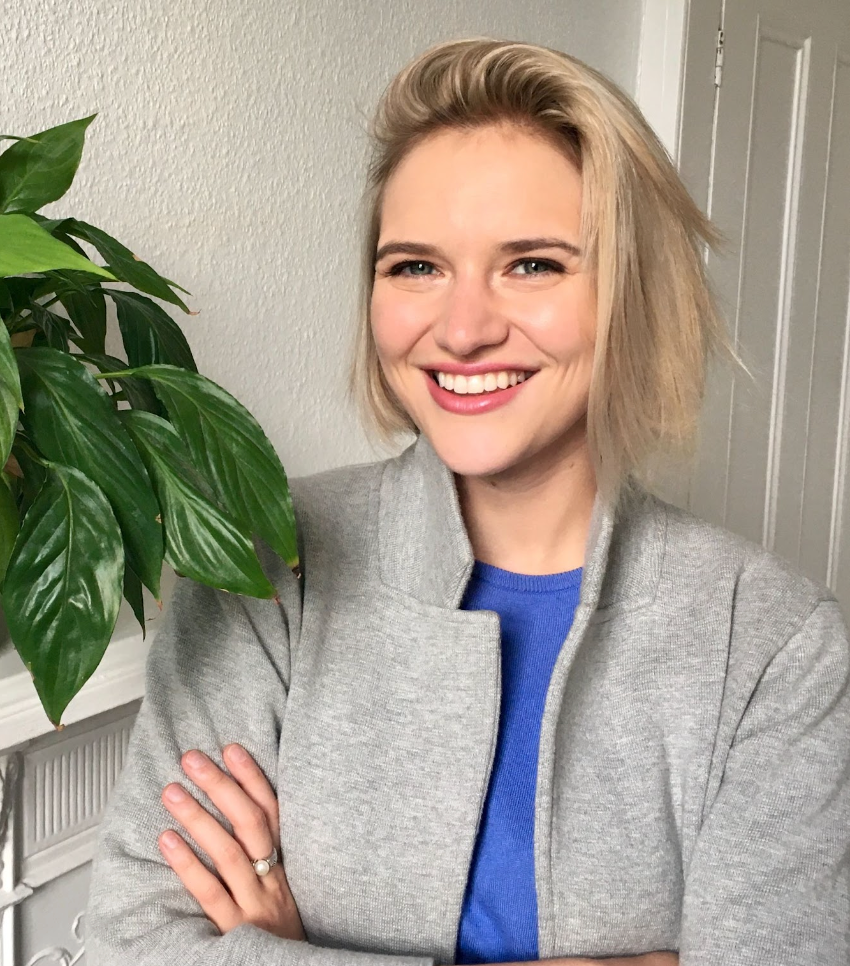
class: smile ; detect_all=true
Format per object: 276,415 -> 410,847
424,368 -> 536,415
432,369 -> 535,395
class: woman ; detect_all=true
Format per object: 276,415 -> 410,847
85,38 -> 850,966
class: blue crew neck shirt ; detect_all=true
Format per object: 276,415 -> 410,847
455,559 -> 583,965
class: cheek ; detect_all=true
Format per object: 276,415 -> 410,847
522,289 -> 597,358
370,288 -> 431,362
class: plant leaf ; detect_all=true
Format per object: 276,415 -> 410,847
122,563 -> 147,637
109,291 -> 197,371
12,435 -> 47,514
136,366 -> 298,570
63,220 -> 190,312
1,276 -> 41,319
31,216 -> 89,256
161,275 -> 192,297
0,473 -> 19,585
29,302 -> 71,352
54,274 -> 107,354
0,324 -> 22,468
15,347 -> 163,598
77,352 -> 165,415
31,215 -> 72,233
0,115 -> 96,214
0,214 -> 115,279
121,410 -> 276,597
2,461 -> 123,725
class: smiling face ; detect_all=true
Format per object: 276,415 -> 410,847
370,122 -> 597,483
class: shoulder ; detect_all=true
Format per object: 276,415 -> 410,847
645,490 -> 841,640
286,452 -> 394,590
288,453 -> 388,533
649,499 -> 850,784
290,454 -> 385,505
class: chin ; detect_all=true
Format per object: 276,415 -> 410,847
421,424 -> 528,481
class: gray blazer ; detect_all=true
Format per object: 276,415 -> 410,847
85,433 -> 850,966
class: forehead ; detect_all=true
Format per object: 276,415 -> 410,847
378,123 -> 583,241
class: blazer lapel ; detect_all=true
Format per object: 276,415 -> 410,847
377,432 -> 663,617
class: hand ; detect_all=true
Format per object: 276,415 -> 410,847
158,743 -> 305,941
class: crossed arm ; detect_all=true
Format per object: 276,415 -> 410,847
157,741 -> 678,966
87,577 -> 850,965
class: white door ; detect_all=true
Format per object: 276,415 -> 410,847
679,0 -> 850,613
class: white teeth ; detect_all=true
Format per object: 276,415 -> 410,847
434,369 -> 534,395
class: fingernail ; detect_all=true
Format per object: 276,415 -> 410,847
184,750 -> 206,769
162,831 -> 180,848
227,744 -> 248,763
165,784 -> 187,802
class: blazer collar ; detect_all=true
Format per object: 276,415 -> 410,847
378,433 -> 666,615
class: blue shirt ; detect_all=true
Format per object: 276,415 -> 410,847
455,560 -> 583,965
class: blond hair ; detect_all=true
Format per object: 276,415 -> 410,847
348,37 -> 739,506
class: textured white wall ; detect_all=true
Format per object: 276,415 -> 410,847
0,0 -> 642,672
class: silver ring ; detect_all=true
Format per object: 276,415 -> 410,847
251,848 -> 279,877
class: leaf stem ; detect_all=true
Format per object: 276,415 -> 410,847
13,437 -> 48,468
93,367 -> 143,380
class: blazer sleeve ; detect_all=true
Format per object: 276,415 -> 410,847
84,564 -> 435,966
679,595 -> 850,966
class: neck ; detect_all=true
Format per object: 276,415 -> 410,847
455,433 -> 597,576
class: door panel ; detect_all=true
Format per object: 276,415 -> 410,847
684,0 -> 850,613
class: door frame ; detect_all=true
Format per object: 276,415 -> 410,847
636,0 -> 724,195
635,0 -> 690,161
634,0 -> 724,507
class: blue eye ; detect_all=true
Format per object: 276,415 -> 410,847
381,257 -> 566,278
387,260 -> 434,277
513,258 -> 564,276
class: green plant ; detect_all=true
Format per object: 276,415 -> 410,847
0,115 -> 299,727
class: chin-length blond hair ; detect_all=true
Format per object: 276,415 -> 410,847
348,37 -> 738,507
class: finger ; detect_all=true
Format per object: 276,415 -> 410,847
181,749 -> 278,858
162,781 -> 265,900
222,744 -> 281,848
158,829 -> 242,933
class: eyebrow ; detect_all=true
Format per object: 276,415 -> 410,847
374,236 -> 583,263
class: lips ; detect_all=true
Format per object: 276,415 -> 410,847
424,367 -> 533,415
425,361 -> 537,376
432,369 -> 533,394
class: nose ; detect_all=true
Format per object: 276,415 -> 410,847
431,272 -> 509,357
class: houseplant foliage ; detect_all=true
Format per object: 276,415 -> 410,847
0,115 -> 299,728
